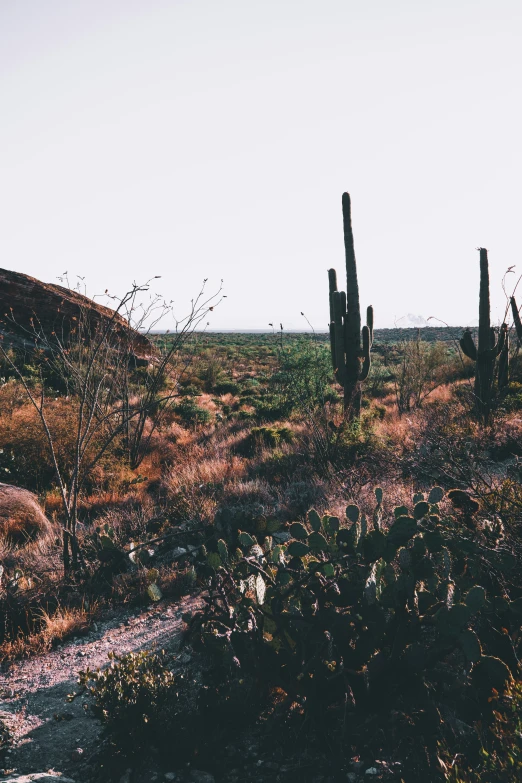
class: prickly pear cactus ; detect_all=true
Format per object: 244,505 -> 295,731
192,485 -> 520,727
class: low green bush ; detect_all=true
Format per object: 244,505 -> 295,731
175,398 -> 211,425
75,650 -> 177,750
213,380 -> 240,395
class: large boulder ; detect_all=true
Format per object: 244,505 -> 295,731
0,483 -> 53,545
0,267 -> 152,360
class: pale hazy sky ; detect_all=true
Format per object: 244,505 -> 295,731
1,1 -> 521,330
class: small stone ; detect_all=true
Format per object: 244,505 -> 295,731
190,772 -> 215,783
272,532 -> 291,544
164,775 -> 176,782
365,769 -> 378,776
172,547 -> 187,558
71,747 -> 84,761
346,775 -> 357,782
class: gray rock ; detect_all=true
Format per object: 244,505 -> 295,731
172,547 -> 187,558
272,532 -> 290,543
190,772 -> 215,783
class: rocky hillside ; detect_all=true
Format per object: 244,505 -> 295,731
0,269 -> 151,358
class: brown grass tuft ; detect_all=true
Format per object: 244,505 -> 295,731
0,483 -> 54,546
0,603 -> 95,661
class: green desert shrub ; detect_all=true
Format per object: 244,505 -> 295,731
271,338 -> 333,415
500,381 -> 522,412
76,648 -> 259,764
175,398 -> 211,426
238,425 -> 294,455
213,380 -> 240,395
76,650 -> 176,750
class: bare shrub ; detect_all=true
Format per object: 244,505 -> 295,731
393,335 -> 451,414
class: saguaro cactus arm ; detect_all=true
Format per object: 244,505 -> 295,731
510,296 -> 522,342
460,330 -> 477,361
366,305 -> 374,345
498,330 -> 510,392
493,324 -> 507,357
361,325 -> 371,381
332,291 -> 347,386
328,269 -> 337,323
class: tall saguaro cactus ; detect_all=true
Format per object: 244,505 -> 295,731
460,248 -> 507,422
328,193 -> 373,418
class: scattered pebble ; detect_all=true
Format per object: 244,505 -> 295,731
71,746 -> 84,761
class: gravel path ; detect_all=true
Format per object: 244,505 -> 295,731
0,594 -> 202,781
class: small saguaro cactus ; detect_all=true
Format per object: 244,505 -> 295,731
328,193 -> 373,418
460,248 -> 507,422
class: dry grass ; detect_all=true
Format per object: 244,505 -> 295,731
0,484 -> 54,546
0,603 -> 95,661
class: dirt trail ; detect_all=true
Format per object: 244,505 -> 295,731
0,594 -> 202,781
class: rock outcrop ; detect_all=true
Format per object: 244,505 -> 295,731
0,268 -> 151,359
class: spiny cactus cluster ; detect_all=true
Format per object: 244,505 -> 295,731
460,248 -> 508,421
193,486 -> 519,725
328,193 -> 373,418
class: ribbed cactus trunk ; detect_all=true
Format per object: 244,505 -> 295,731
476,249 -> 494,420
342,193 -> 363,414
328,193 -> 373,419
460,248 -> 507,423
